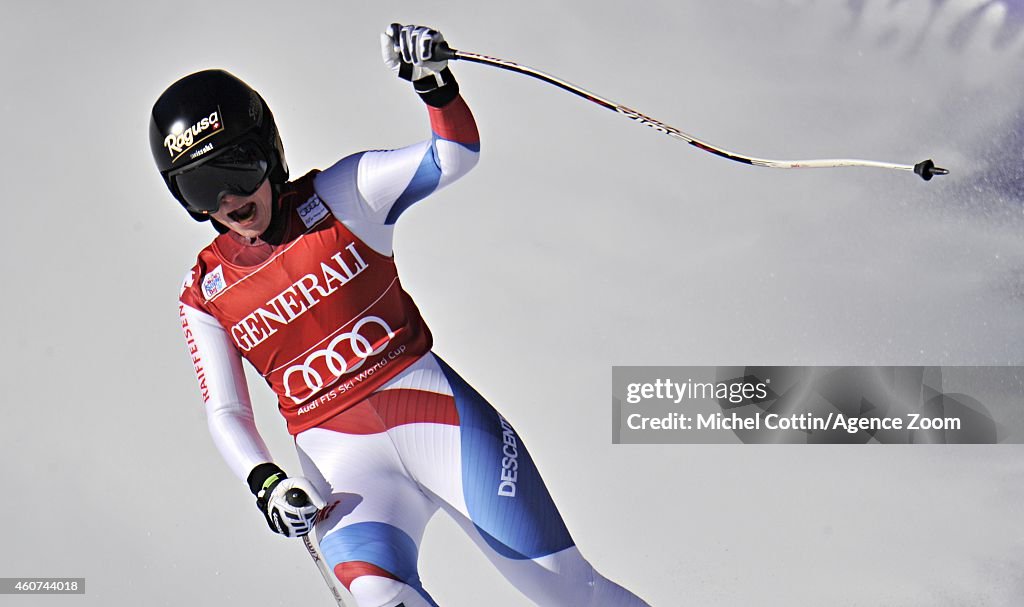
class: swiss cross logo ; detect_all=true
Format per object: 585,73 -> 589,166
180,270 -> 196,296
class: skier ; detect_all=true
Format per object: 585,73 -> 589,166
152,24 -> 650,607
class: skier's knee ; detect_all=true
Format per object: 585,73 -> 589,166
323,521 -> 426,605
333,562 -> 409,606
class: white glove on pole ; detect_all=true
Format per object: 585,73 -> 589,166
249,463 -> 327,537
263,477 -> 327,537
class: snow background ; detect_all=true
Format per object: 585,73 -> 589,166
1,0 -> 1023,605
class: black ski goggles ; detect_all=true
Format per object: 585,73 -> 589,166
169,140 -> 270,214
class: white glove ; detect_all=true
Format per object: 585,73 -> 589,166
381,23 -> 451,91
263,477 -> 326,537
250,464 -> 327,537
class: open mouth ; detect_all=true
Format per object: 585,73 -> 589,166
228,202 -> 258,223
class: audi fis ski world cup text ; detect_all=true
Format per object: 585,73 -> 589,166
295,342 -> 407,415
288,318 -> 400,407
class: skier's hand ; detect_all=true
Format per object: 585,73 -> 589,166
381,23 -> 453,93
249,464 -> 326,537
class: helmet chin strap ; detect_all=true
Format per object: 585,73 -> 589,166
211,217 -> 230,234
261,184 -> 287,244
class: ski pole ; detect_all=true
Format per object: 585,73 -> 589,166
286,489 -> 351,607
433,44 -> 948,181
301,534 -> 349,606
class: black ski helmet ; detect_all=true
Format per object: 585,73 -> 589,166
149,69 -> 288,222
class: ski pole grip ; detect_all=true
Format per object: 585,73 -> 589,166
434,42 -> 458,61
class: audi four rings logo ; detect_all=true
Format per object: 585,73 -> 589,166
282,316 -> 396,403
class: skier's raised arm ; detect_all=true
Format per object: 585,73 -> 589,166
313,24 -> 480,242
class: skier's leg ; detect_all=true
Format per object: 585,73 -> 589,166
439,511 -> 648,607
385,354 -> 650,606
296,401 -> 442,607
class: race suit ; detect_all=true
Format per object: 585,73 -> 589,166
177,93 -> 649,607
